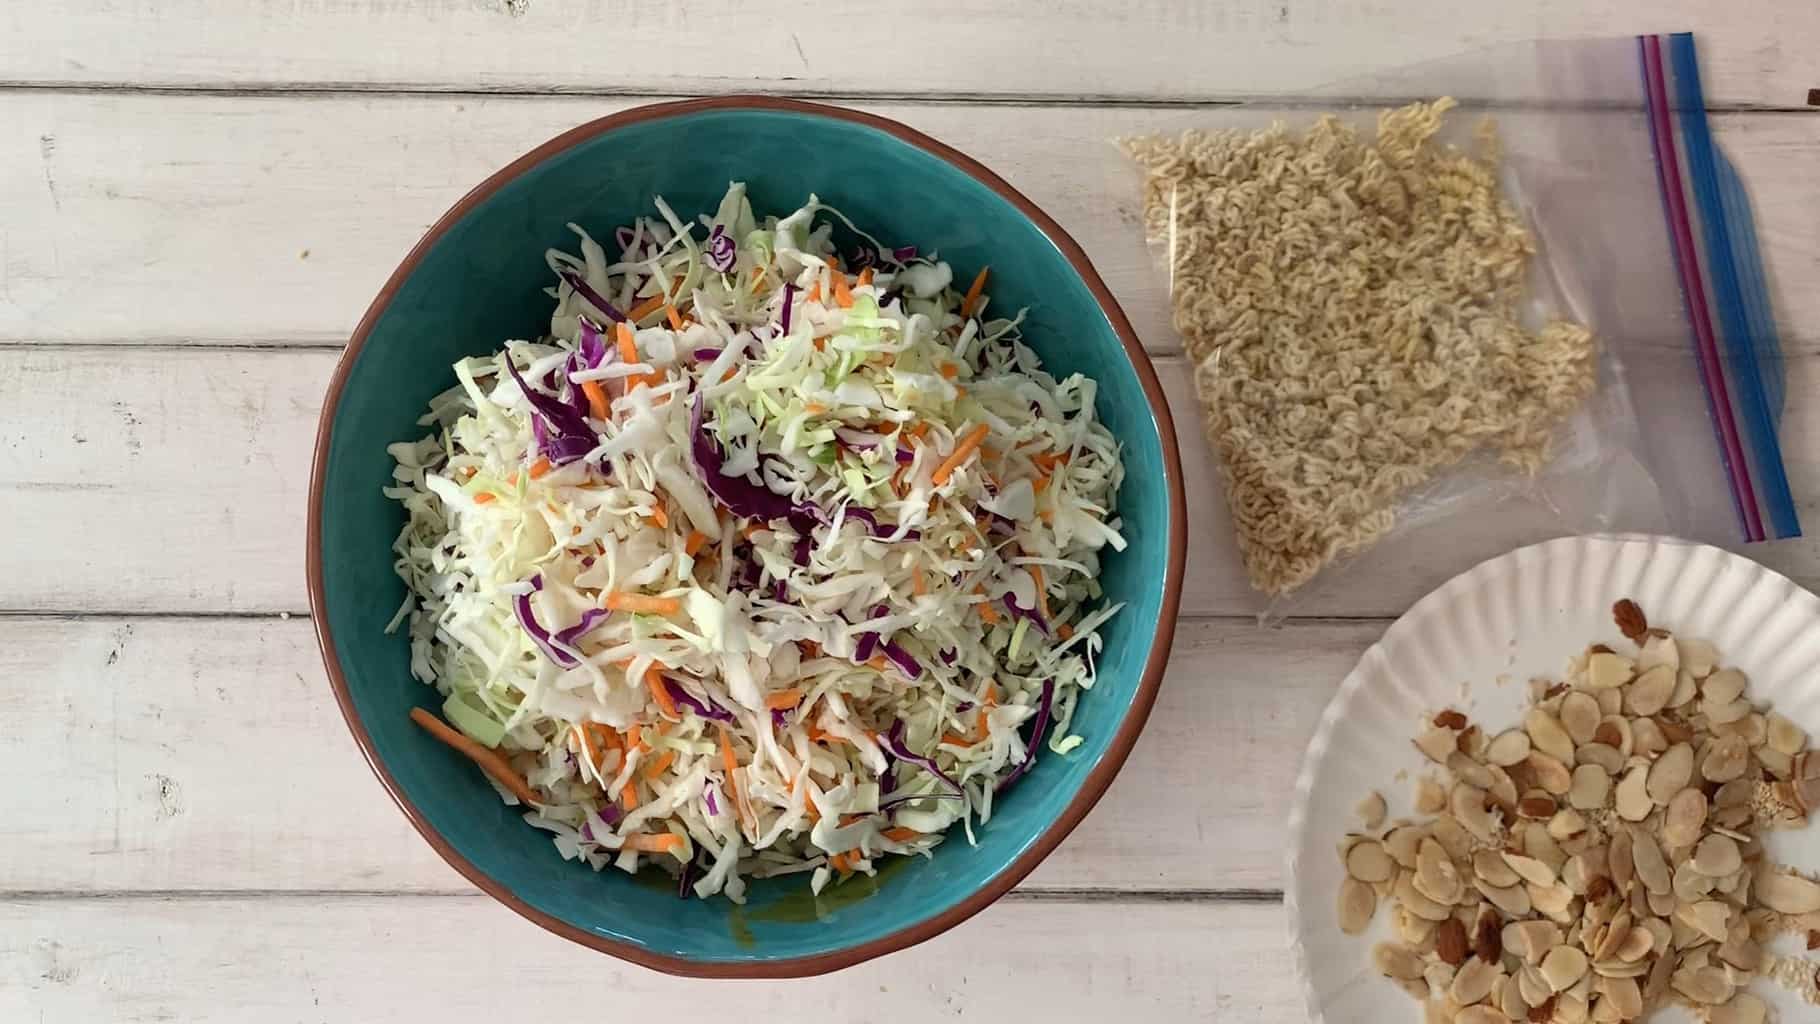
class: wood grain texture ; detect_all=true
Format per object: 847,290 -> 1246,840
4,346 -> 1817,618
2,94 -> 1816,351
0,615 -> 1355,893
3,1 -> 1815,107
0,896 -> 1284,1021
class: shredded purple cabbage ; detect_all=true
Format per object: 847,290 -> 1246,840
882,640 -> 922,679
692,347 -> 724,362
703,788 -> 720,816
513,585 -> 579,669
792,535 -> 812,567
894,447 -> 915,465
678,848 -> 704,899
688,393 -> 810,524
557,268 -> 627,323
995,678 -> 1056,794
877,721 -> 963,799
506,356 -> 597,465
552,608 -> 609,648
664,679 -> 735,723
939,648 -> 957,666
1002,592 -> 1051,636
770,707 -> 791,729
778,283 -> 797,335
705,225 -> 736,273
891,245 -> 917,262
854,632 -> 879,663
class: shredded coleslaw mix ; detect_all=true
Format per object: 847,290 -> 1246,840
385,184 -> 1126,901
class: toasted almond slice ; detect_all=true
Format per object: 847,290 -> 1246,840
1355,790 -> 1387,830
1539,946 -> 1588,992
1500,851 -> 1557,888
1567,764 -> 1611,810
1525,709 -> 1577,765
1631,831 -> 1671,895
1586,652 -> 1634,690
1705,696 -> 1753,725
1675,899 -> 1732,942
1692,834 -> 1742,877
1473,849 -> 1521,888
1413,777 -> 1447,815
1703,667 -> 1747,705
1560,692 -> 1601,745
1679,638 -> 1719,679
1415,838 -> 1464,905
1768,712 -> 1808,756
1450,956 -> 1500,1006
1709,993 -> 1768,1024
1615,923 -> 1653,961
1702,734 -> 1750,783
1372,941 -> 1426,980
1485,729 -> 1532,767
1338,877 -> 1376,934
1756,869 -> 1820,914
1614,765 -> 1652,821
1646,743 -> 1694,805
1626,665 -> 1676,716
1662,787 -> 1708,848
1527,752 -> 1573,796
1671,964 -> 1735,1005
1415,725 -> 1460,763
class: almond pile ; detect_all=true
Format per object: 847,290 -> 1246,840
1337,601 -> 1820,1023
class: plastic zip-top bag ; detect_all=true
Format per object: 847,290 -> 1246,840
1118,33 -> 1799,605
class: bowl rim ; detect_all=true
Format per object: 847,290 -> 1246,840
306,95 -> 1187,979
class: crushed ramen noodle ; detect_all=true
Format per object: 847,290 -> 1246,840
1123,99 -> 1595,596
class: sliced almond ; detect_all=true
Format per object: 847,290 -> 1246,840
1385,826 -> 1424,868
1630,716 -> 1667,756
1415,838 -> 1464,905
1692,834 -> 1742,877
1768,712 -> 1808,756
1701,734 -> 1750,783
1709,993 -> 1769,1024
1679,638 -> 1719,679
1338,877 -> 1376,934
1539,945 -> 1588,992
1372,941 -> 1426,980
1671,964 -> 1734,1005
1598,975 -> 1642,1019
1756,869 -> 1820,914
1517,791 -> 1557,820
1530,881 -> 1574,920
1586,652 -> 1634,690
1450,955 -> 1500,1006
1567,764 -> 1611,810
1415,725 -> 1460,763
1646,742 -> 1694,805
1560,692 -> 1601,745
1451,784 -> 1499,843
1626,665 -> 1676,716
1475,878 -> 1532,917
1703,667 -> 1747,705
1525,709 -> 1577,765
1501,919 -> 1561,963
1613,765 -> 1652,822
1573,742 -> 1623,775
1346,839 -> 1396,883
1630,831 -> 1671,895
1474,849 -> 1521,888
1705,696 -> 1753,725
1500,851 -> 1557,888
1527,752 -> 1573,796
1607,829 -> 1634,890
1674,899 -> 1732,942
1758,746 -> 1793,779
1662,787 -> 1708,848
1395,873 -> 1453,921
1485,729 -> 1532,767
1546,808 -> 1587,841
1355,790 -> 1388,830
1413,778 -> 1447,815
1614,924 -> 1653,961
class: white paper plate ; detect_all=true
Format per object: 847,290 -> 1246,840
1286,535 -> 1820,1023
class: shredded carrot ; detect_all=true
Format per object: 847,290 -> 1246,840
940,732 -> 973,747
939,362 -> 959,380
646,504 -> 669,529
647,666 -> 679,719
604,592 -> 682,616
719,727 -> 754,832
627,724 -> 646,752
908,422 -> 930,440
838,814 -> 869,827
664,305 -> 685,331
505,472 -> 519,486
1030,565 -> 1050,620
1031,449 -> 1071,471
580,379 -> 610,419
978,600 -> 1000,626
741,523 -> 765,541
683,530 -> 709,556
882,826 -> 921,843
807,281 -> 822,303
587,721 -> 620,752
911,572 -> 927,597
803,799 -> 821,823
1033,474 -> 1052,494
615,322 -> 639,363
959,265 -> 990,317
472,492 -> 497,505
410,708 -> 538,805
624,832 -> 684,854
798,639 -> 822,658
643,749 -> 676,779
831,273 -> 854,308
866,655 -> 889,672
1038,508 -> 1055,524
805,720 -> 830,743
1058,623 -> 1074,640
856,267 -> 874,287
932,423 -> 991,486
830,850 -> 856,878
751,265 -> 766,283
766,688 -> 805,710
527,456 -> 553,480
804,401 -> 828,415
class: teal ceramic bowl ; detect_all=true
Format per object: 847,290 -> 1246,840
308,97 -> 1185,977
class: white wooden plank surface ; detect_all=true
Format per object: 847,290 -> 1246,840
4,1 -> 1814,107
0,896 -> 1285,1021
3,94 -> 1817,351
0,615 -> 1355,894
4,346 -> 1817,618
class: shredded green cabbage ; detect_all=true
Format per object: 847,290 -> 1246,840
384,185 -> 1126,901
